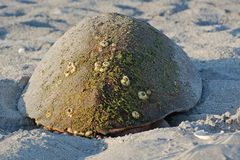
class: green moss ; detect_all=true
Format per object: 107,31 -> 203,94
85,35 -> 178,133
87,48 -> 147,131
154,36 -> 163,50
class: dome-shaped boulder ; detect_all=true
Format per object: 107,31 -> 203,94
18,13 -> 202,137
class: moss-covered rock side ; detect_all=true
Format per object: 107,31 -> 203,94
18,13 -> 202,137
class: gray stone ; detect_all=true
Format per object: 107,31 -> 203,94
18,13 -> 202,136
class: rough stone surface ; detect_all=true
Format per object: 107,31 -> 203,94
18,13 -> 202,136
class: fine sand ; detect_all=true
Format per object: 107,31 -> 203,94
0,0 -> 240,159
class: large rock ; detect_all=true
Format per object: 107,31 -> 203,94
18,13 -> 202,136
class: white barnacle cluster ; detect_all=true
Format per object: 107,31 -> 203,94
66,128 -> 90,137
98,38 -> 112,52
99,40 -> 110,48
102,61 -> 110,68
64,62 -> 76,77
94,61 -> 111,72
121,75 -> 130,86
73,131 -> 85,136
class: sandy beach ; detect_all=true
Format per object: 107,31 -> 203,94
0,0 -> 240,159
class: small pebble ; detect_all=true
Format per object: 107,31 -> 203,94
41,132 -> 47,136
18,48 -> 26,54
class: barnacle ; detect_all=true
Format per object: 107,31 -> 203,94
68,62 -> 76,74
121,75 -> 130,86
111,43 -> 116,47
138,91 -> 148,100
94,61 -> 110,72
45,111 -> 52,118
99,67 -> 107,72
111,43 -> 116,51
66,108 -> 73,118
85,130 -> 93,137
146,90 -> 152,95
73,130 -> 78,136
132,111 -> 140,119
102,61 -> 110,67
99,61 -> 110,72
67,127 -> 73,133
64,62 -> 76,77
94,62 -> 101,71
64,70 -> 71,77
99,40 -> 109,48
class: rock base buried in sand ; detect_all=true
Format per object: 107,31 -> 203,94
18,13 -> 202,137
